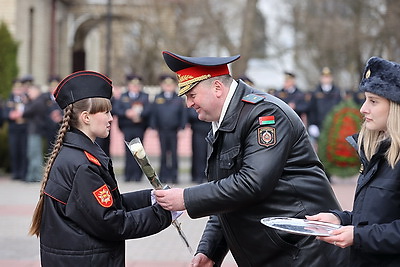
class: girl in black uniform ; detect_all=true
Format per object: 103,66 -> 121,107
29,71 -> 174,266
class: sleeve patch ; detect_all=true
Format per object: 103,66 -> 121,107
92,184 -> 113,208
84,151 -> 101,166
258,127 -> 276,148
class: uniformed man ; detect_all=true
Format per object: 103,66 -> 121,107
42,75 -> 63,153
3,79 -> 29,181
154,51 -> 349,266
150,74 -> 187,184
275,72 -> 310,123
113,74 -> 151,182
308,67 -> 343,148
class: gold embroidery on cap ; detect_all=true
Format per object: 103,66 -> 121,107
178,74 -> 211,87
365,69 -> 371,79
177,74 -> 194,83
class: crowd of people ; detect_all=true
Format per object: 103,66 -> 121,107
0,65 -> 367,185
0,73 -> 211,185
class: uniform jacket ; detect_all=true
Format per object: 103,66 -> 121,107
183,81 -> 348,267
334,135 -> 400,266
112,91 -> 151,131
150,92 -> 187,131
274,87 -> 309,116
40,129 -> 172,266
308,84 -> 342,128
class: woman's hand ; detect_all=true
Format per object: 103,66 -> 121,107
317,225 -> 354,248
306,213 -> 353,248
306,213 -> 341,225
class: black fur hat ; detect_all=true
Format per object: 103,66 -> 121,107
359,57 -> 400,104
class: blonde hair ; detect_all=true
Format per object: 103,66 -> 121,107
358,101 -> 400,168
29,98 -> 111,237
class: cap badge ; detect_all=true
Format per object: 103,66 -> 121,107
365,69 -> 371,79
93,184 -> 113,208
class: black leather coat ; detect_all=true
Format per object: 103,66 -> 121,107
183,81 -> 348,266
40,130 -> 171,266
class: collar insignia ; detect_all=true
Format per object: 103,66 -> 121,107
84,151 -> 101,166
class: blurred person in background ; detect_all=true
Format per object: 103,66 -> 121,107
307,67 -> 343,150
274,71 -> 310,124
150,74 -> 187,184
3,78 -> 29,181
113,74 -> 151,182
23,84 -> 47,182
42,75 -> 63,154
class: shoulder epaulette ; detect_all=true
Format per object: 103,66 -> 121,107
84,151 -> 101,166
242,94 -> 265,104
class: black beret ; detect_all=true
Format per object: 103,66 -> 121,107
48,75 -> 60,84
162,51 -> 240,96
53,70 -> 112,109
159,74 -> 177,83
126,74 -> 143,83
359,57 -> 400,104
20,74 -> 34,84
284,72 -> 296,79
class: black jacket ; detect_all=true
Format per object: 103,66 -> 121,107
40,130 -> 171,266
308,84 -> 342,128
334,135 -> 400,266
183,81 -> 348,266
150,92 -> 187,131
112,91 -> 151,131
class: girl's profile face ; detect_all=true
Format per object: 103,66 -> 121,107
360,92 -> 390,132
87,110 -> 113,141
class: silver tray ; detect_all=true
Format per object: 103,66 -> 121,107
261,217 -> 341,236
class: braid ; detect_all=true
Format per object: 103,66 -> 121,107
29,105 -> 73,237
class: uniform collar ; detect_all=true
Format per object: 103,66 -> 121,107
214,80 -> 256,134
63,129 -> 111,169
212,79 -> 238,134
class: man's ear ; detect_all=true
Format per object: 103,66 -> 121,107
213,80 -> 224,97
81,111 -> 90,124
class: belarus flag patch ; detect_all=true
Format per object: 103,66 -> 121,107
93,184 -> 113,208
259,116 -> 275,125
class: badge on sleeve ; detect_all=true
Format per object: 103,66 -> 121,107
258,127 -> 276,148
93,184 -> 113,208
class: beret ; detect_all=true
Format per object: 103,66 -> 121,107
53,70 -> 112,109
359,57 -> 400,104
126,74 -> 143,83
162,51 -> 240,96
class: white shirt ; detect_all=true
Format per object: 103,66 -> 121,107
212,79 -> 238,135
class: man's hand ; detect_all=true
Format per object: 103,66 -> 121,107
154,188 -> 185,211
191,253 -> 214,267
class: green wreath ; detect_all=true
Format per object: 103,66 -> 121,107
317,99 -> 363,178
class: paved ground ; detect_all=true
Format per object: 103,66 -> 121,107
0,156 -> 357,267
